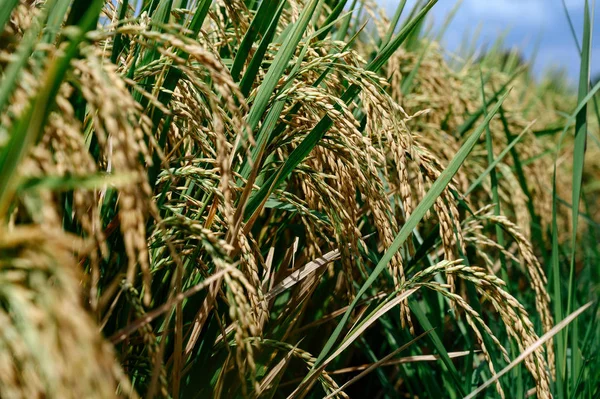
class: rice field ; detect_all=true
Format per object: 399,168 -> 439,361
0,0 -> 598,398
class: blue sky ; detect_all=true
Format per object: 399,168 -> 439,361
380,0 -> 600,83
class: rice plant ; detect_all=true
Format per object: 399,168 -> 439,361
0,0 -> 598,398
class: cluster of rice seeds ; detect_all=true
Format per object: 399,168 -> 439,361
386,137 -> 467,295
102,25 -> 247,134
284,69 -> 386,235
269,43 -> 480,333
0,2 -> 38,56
150,213 -> 234,278
363,0 -> 396,41
0,16 -> 47,138
152,165 -> 220,232
237,231 -> 268,330
422,282 -> 508,398
110,25 -> 251,235
288,169 -> 351,296
409,261 -> 551,399
357,89 -> 417,330
199,0 -> 255,53
274,79 -> 378,295
168,82 -> 218,159
220,261 -> 260,395
0,228 -> 134,399
280,0 -> 302,29
482,213 -> 554,373
358,70 -> 468,267
217,0 -> 250,33
315,149 -> 365,295
15,150 -> 63,227
470,277 -> 551,398
73,52 -> 155,305
44,85 -> 110,305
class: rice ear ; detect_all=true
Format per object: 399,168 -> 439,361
0,227 -> 136,399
